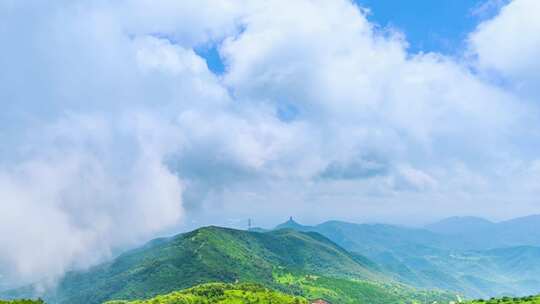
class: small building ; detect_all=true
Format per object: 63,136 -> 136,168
310,299 -> 331,304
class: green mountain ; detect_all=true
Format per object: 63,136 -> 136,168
4,226 -> 454,304
7,216 -> 540,302
274,219 -> 466,253
104,283 -> 307,304
272,219 -> 540,298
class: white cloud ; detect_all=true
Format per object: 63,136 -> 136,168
0,0 -> 540,289
470,0 -> 540,96
394,165 -> 438,191
0,113 -> 184,288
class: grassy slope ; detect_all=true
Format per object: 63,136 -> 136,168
274,271 -> 455,304
104,283 -> 307,304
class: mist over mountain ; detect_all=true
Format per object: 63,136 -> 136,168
271,215 -> 540,298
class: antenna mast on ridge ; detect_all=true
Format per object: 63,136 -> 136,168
248,218 -> 252,230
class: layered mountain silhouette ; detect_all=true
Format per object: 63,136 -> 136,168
273,216 -> 540,297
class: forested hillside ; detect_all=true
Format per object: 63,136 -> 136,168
1,227 -> 455,304
275,218 -> 540,297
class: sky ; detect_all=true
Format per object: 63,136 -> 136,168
355,0 -> 505,53
1,0 -> 540,289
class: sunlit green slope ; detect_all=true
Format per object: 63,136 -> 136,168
104,283 -> 307,304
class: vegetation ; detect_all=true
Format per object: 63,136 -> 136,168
2,226 -> 457,304
274,219 -> 540,298
273,270 -> 455,304
6,219 -> 540,303
0,300 -> 44,304
21,226 -> 383,303
467,295 -> 540,304
105,283 -> 307,304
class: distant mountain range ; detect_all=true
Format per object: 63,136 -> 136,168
425,215 -> 540,249
273,216 -> 540,298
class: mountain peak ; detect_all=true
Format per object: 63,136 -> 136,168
274,217 -> 309,230
286,216 -> 297,224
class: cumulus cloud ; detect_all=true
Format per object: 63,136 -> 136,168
470,0 -> 540,96
0,0 -> 539,289
0,112 -> 185,288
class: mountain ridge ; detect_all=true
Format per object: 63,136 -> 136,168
270,217 -> 540,298
5,226 -> 441,304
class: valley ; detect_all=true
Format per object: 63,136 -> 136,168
274,217 -> 540,298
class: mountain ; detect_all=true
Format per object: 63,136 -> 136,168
273,219 -> 468,260
274,217 -> 311,231
273,220 -> 477,293
8,216 -> 540,303
495,216 -> 540,247
104,283 -> 308,304
3,226 -> 454,304
272,218 -> 540,298
425,217 -> 496,236
425,215 -> 540,249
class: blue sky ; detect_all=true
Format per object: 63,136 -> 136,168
198,0 -> 507,74
356,0 -> 487,53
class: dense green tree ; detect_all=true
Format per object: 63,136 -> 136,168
468,295 -> 540,304
0,299 -> 45,304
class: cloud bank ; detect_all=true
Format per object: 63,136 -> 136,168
0,0 -> 539,289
